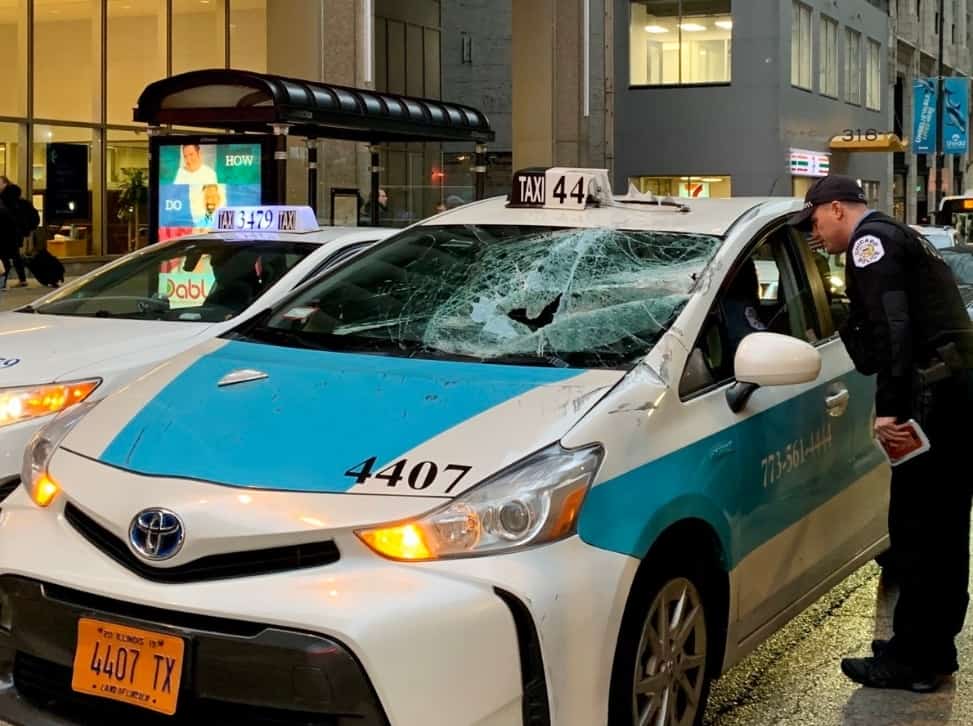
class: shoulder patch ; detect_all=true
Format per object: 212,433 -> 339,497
852,235 -> 885,268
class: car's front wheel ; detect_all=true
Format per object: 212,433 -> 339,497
609,563 -> 712,726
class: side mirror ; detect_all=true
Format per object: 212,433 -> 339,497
726,332 -> 822,412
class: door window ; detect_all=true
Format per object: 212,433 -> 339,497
680,225 -> 825,397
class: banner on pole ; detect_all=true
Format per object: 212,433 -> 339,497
943,76 -> 969,154
913,78 -> 937,154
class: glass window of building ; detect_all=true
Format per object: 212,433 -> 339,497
108,0 -> 166,125
791,2 -> 812,90
230,0 -> 266,72
106,130 -> 149,254
172,0 -> 226,75
34,0 -> 101,122
865,38 -> 881,110
0,1 -> 27,117
628,175 -> 732,198
819,16 -> 838,97
0,123 -> 26,191
629,1 -> 732,86
860,179 -> 880,208
845,28 -> 861,105
33,125 -> 98,258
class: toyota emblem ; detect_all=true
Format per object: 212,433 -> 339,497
129,508 -> 185,561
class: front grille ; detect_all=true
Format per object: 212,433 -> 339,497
14,652 -> 342,725
0,476 -> 19,504
65,503 -> 340,584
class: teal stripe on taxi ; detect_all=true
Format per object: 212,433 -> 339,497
99,340 -> 587,493
578,373 -> 882,568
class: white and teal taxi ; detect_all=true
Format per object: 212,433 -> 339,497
0,207 -> 391,496
0,171 -> 888,726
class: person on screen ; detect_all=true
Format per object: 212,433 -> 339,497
174,144 -> 217,185
194,184 -> 224,227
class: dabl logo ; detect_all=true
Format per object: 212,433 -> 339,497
160,272 -> 215,308
166,278 -> 208,300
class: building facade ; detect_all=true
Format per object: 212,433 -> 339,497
616,0 -> 892,205
891,0 -> 973,223
0,0 -> 451,260
3,0 -> 966,262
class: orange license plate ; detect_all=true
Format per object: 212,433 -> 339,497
71,617 -> 184,716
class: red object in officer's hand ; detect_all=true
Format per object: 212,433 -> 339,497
878,419 -> 931,466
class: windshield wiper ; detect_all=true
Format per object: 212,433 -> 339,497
17,305 -> 35,313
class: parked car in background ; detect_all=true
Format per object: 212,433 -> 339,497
0,207 -> 392,488
911,224 -> 959,250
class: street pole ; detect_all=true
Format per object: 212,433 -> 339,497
934,0 -> 946,223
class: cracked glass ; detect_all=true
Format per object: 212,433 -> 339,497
248,225 -> 722,369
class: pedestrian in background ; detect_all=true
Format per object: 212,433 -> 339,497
790,175 -> 973,693
0,183 -> 24,288
0,182 -> 33,287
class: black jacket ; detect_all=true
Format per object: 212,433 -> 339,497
0,201 -> 19,258
841,212 -> 973,419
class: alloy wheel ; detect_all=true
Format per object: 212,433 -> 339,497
632,576 -> 708,726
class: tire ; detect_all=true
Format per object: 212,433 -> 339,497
608,558 -> 714,726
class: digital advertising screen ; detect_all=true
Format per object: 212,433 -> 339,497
154,137 -> 269,242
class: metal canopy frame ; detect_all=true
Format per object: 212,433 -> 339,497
134,69 -> 495,223
134,69 -> 495,143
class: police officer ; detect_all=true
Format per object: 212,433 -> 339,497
790,174 -> 973,692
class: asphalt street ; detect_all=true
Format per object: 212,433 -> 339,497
3,283 -> 972,725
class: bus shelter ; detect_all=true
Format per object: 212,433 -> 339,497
133,69 -> 495,240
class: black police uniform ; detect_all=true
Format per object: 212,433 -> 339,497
842,211 -> 973,675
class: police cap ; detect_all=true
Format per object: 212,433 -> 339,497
788,174 -> 868,229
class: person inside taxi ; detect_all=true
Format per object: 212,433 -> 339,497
720,258 -> 767,354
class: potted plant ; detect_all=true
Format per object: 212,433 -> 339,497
116,168 -> 148,251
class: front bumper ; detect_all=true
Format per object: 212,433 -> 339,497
0,480 -> 636,726
0,575 -> 387,724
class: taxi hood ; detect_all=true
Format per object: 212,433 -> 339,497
62,338 -> 622,508
0,312 -> 214,386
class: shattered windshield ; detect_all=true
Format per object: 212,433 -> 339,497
246,224 -> 721,369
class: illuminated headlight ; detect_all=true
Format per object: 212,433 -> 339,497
357,443 -> 603,561
0,379 -> 100,428
21,399 -> 100,507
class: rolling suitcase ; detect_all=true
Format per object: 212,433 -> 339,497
26,249 -> 65,287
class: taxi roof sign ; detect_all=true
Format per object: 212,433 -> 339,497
508,167 -> 612,210
214,206 -> 319,234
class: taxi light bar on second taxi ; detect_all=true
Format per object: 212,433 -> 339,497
214,205 -> 319,234
507,167 -> 613,210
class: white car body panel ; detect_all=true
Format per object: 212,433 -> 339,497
0,192 -> 891,725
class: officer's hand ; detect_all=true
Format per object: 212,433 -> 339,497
874,416 -> 914,446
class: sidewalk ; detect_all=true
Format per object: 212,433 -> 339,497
0,278 -> 80,312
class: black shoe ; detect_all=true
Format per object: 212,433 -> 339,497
870,640 -> 959,673
841,654 -> 948,693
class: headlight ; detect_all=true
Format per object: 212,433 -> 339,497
357,443 -> 603,561
0,379 -> 100,428
21,399 -> 100,507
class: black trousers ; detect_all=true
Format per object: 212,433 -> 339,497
889,369 -> 973,673
1,247 -> 26,284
